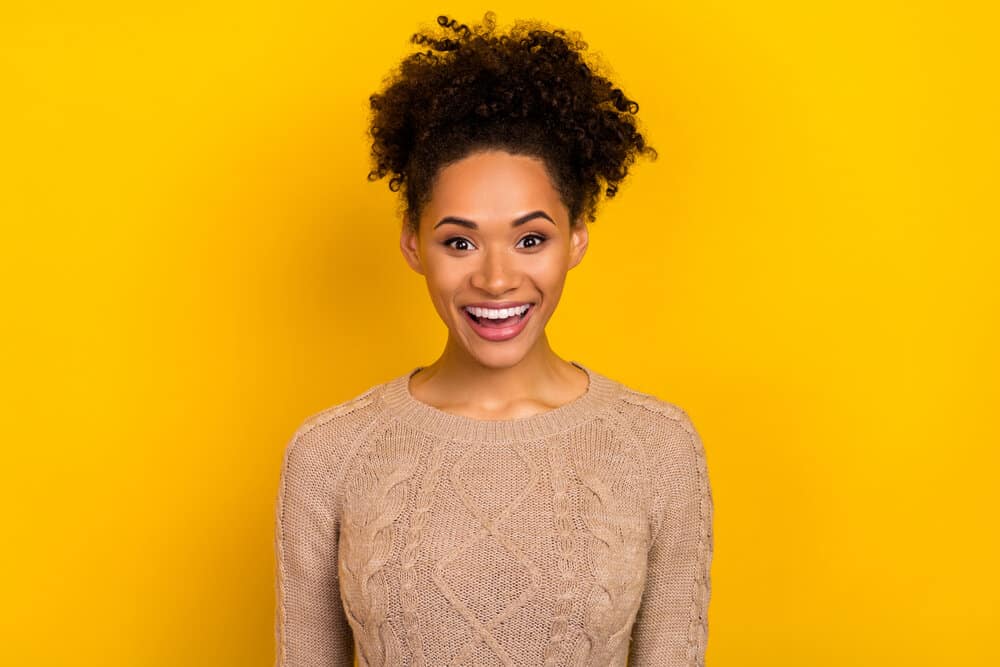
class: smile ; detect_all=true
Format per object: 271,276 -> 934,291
461,303 -> 535,341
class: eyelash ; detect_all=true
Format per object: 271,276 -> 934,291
442,234 -> 548,252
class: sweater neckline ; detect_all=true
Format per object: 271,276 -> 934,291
379,361 -> 621,441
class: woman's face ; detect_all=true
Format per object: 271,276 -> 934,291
400,149 -> 589,369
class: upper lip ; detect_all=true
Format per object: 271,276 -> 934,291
462,301 -> 534,309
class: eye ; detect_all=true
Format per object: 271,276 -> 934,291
517,233 -> 548,249
442,237 -> 475,252
441,234 -> 548,252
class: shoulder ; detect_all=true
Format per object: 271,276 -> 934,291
293,383 -> 385,443
279,381 -> 388,483
616,384 -> 702,447
613,385 -> 710,493
614,385 -> 712,541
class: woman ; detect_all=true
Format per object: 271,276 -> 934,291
274,12 -> 714,666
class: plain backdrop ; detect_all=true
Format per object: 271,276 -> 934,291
1,1 -> 997,665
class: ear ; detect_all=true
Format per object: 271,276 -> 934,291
399,214 -> 425,275
568,218 -> 589,269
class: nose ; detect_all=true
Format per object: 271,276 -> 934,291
469,246 -> 520,295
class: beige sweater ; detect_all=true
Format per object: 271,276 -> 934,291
274,362 -> 714,666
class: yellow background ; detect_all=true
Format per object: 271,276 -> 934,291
2,1 -> 997,665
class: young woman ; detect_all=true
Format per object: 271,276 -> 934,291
274,12 -> 714,666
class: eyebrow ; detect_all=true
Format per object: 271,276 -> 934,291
433,210 -> 556,230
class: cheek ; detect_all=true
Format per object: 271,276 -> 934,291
424,265 -> 464,306
529,259 -> 570,290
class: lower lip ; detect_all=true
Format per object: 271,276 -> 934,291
462,304 -> 535,341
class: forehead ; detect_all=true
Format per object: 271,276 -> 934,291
425,150 -> 564,221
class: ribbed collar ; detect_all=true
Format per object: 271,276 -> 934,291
379,361 -> 623,442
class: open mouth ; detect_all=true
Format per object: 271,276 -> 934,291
463,304 -> 533,328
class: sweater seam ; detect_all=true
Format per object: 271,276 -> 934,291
618,391 -> 691,546
614,409 -> 665,549
618,393 -> 712,660
317,408 -> 394,529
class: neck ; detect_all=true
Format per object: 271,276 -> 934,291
410,332 -> 587,418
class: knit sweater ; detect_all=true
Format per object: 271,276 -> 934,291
273,361 -> 714,666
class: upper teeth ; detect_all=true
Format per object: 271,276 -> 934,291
464,304 -> 531,319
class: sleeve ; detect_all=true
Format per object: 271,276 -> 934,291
274,427 -> 355,666
628,409 -> 715,666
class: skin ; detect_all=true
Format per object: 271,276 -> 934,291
399,149 -> 591,420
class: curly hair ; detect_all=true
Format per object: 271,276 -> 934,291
366,11 -> 657,232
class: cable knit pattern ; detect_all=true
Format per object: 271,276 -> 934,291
339,422 -> 422,666
574,446 -> 649,664
542,435 -> 576,666
619,391 -> 714,666
274,362 -> 715,666
397,436 -> 447,667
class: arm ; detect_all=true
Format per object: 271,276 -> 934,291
628,409 -> 715,666
274,427 -> 355,666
